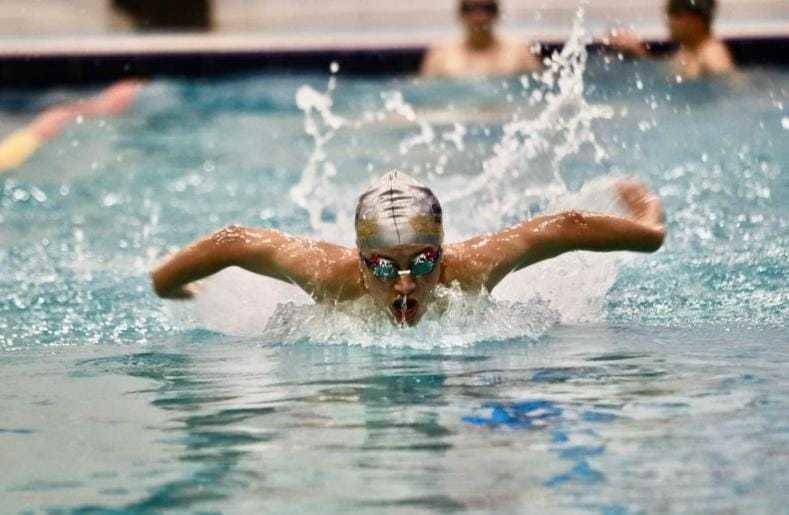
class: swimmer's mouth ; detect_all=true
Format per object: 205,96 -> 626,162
390,297 -> 419,325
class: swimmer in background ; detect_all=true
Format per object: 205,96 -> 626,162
421,0 -> 541,79
605,0 -> 734,79
0,79 -> 143,173
151,171 -> 665,327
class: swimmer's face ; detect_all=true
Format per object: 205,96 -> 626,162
359,244 -> 443,327
460,0 -> 499,34
667,12 -> 707,43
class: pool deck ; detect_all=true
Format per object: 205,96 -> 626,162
0,1 -> 787,87
1,18 -> 788,57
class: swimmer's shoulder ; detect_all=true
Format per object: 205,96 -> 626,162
282,240 -> 364,303
699,38 -> 735,74
421,40 -> 465,77
318,249 -> 366,302
438,243 -> 492,293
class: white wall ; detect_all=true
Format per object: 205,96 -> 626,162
0,0 -> 786,36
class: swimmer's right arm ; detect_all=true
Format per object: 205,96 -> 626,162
604,29 -> 649,58
150,225 -> 363,301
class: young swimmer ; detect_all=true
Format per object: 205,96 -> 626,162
151,171 -> 665,327
0,79 -> 143,173
421,0 -> 541,79
607,0 -> 734,79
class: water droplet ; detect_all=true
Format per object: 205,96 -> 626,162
30,187 -> 47,202
781,117 -> 789,130
636,80 -> 644,90
330,61 -> 340,74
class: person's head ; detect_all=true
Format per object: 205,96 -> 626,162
355,171 -> 444,326
666,0 -> 716,43
459,0 -> 500,37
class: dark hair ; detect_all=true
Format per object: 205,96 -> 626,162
459,1 -> 500,17
666,0 -> 717,24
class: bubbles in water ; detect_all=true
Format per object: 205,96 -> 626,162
262,283 -> 559,348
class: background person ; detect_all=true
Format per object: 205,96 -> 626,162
421,0 -> 541,78
0,80 -> 143,173
606,0 -> 734,79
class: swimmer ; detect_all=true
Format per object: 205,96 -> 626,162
151,171 -> 665,327
0,79 -> 143,173
605,0 -> 734,79
421,0 -> 541,79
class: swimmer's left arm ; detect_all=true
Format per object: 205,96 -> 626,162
447,180 -> 665,291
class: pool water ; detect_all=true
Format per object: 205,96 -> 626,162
1,32 -> 787,513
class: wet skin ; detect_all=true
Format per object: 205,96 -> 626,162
359,245 -> 442,327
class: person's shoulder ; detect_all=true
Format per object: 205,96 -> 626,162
700,38 -> 731,57
699,38 -> 734,68
426,39 -> 464,56
439,241 -> 497,292
499,36 -> 542,70
317,250 -> 365,302
498,36 -> 536,53
421,39 -> 464,77
695,38 -> 734,75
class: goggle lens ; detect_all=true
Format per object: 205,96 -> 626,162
363,248 -> 441,281
410,253 -> 436,277
371,259 -> 398,280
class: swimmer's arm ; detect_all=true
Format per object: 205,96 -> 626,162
604,29 -> 650,59
150,226 -> 363,301
447,180 -> 665,291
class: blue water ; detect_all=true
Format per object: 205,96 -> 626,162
1,54 -> 788,513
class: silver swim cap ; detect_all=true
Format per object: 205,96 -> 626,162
355,170 -> 443,250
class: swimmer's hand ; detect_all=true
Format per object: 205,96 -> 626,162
604,29 -> 649,58
614,178 -> 664,230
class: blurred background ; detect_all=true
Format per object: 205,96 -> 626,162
0,0 -> 787,39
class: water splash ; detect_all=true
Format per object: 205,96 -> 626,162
443,7 -> 614,232
262,283 -> 559,348
289,84 -> 346,234
189,7 -> 626,343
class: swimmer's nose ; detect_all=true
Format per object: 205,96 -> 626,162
393,273 -> 416,295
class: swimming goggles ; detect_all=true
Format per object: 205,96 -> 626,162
361,248 -> 442,281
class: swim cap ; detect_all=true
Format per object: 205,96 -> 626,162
666,0 -> 716,22
355,170 -> 443,250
